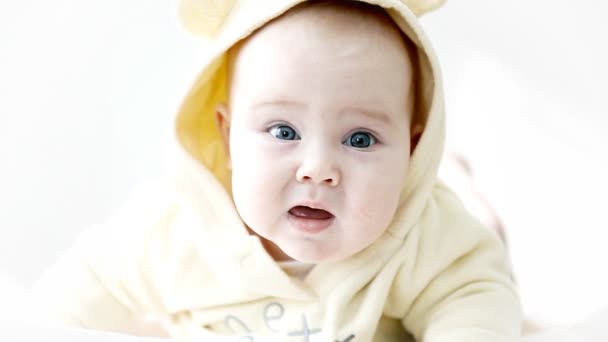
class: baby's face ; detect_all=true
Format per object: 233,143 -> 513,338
218,7 -> 414,263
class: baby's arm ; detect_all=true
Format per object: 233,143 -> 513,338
30,225 -> 140,331
397,184 -> 522,341
29,183 -> 173,336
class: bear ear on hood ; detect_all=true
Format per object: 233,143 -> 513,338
178,0 -> 447,38
401,0 -> 447,16
178,0 -> 237,38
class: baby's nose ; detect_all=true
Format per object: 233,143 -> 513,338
295,158 -> 340,187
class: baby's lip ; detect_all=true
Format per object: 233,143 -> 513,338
288,202 -> 334,218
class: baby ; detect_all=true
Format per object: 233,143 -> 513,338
31,0 -> 523,341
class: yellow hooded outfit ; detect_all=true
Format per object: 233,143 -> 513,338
31,0 -> 523,341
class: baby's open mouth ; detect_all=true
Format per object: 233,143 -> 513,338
288,206 -> 334,220
287,205 -> 335,233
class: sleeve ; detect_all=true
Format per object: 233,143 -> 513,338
399,185 -> 523,341
29,181 -> 176,334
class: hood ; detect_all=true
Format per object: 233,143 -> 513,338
172,0 -> 446,242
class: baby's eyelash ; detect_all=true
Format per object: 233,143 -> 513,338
263,123 -> 381,149
267,123 -> 300,140
343,130 -> 379,149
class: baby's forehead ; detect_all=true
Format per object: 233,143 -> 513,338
225,1 -> 417,124
227,2 -> 415,86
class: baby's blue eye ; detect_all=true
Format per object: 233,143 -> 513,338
269,125 -> 300,140
344,131 -> 376,149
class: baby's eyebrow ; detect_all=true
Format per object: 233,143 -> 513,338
251,99 -> 306,110
340,107 -> 392,124
251,101 -> 392,124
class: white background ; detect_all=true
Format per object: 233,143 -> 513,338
1,0 -> 607,328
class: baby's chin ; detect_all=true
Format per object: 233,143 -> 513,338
276,240 -> 357,264
247,224 -> 362,264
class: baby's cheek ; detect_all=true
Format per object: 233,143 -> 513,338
351,177 -> 401,227
231,150 -> 280,216
232,151 -> 267,187
350,187 -> 385,220
232,135 -> 283,169
346,196 -> 395,252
